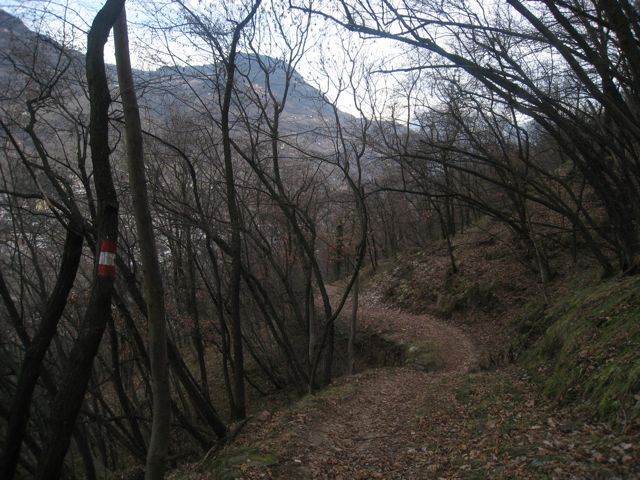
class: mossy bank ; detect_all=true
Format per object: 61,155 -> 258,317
517,274 -> 640,428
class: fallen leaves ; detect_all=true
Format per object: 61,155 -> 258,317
183,287 -> 640,480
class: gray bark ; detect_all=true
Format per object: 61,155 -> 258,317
113,7 -> 171,479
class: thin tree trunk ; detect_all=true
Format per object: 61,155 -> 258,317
322,322 -> 335,385
204,237 -> 236,410
0,226 -> 83,480
35,1 -> 123,477
185,232 -> 209,400
305,264 -> 316,380
218,2 -> 263,418
113,8 -> 171,479
348,273 -> 359,375
107,315 -> 147,458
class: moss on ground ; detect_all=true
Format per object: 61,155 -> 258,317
289,382 -> 358,413
204,448 -> 277,480
405,341 -> 441,371
517,274 -> 640,426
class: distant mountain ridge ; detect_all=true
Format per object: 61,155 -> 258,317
0,9 -> 31,36
0,8 -> 348,137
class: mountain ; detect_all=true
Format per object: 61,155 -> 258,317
129,54 -> 340,137
0,9 -> 31,38
0,9 -> 355,145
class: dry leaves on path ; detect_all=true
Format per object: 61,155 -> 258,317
185,293 -> 639,479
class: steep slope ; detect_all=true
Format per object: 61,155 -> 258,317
518,274 -> 640,426
170,218 -> 640,479
169,276 -> 639,479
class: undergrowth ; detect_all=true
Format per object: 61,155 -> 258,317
366,219 -> 640,431
516,273 -> 640,429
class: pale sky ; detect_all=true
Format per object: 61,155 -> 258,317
2,0 -> 407,117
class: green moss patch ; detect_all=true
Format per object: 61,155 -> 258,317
206,448 -> 278,480
518,274 -> 640,426
405,341 -> 441,371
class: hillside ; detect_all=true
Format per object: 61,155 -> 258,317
2,3 -> 640,479
0,8 -> 353,151
164,216 -> 640,479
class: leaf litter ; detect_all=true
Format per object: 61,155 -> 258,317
188,289 -> 638,479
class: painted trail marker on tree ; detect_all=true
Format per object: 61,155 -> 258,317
97,240 -> 116,277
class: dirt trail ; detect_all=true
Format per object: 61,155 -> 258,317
325,283 -> 477,373
353,302 -> 477,374
238,296 -> 481,479
227,292 -> 638,480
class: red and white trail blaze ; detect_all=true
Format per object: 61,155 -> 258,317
97,240 -> 116,277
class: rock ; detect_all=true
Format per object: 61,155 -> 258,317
529,458 -> 546,469
257,410 -> 271,421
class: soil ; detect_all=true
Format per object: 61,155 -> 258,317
206,295 -> 640,479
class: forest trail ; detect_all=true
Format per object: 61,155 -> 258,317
233,296 -> 490,479
254,298 -> 480,478
345,297 -> 478,374
225,289 -> 638,480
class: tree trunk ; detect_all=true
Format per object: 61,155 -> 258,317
322,321 -> 335,385
218,4 -> 263,418
0,226 -> 83,480
113,8 -> 171,479
348,273 -> 359,375
35,1 -> 123,477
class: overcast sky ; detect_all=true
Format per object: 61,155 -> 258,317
2,0 -> 408,117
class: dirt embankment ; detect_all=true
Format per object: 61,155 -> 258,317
172,281 -> 639,480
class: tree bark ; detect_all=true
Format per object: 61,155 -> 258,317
35,1 -> 123,477
113,7 -> 171,479
0,226 -> 83,480
217,0 -> 264,418
348,273 -> 359,375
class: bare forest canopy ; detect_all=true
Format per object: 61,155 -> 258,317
0,1 -> 639,479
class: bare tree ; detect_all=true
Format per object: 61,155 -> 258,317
114,5 -> 171,478
34,1 -> 123,477
298,0 -> 640,275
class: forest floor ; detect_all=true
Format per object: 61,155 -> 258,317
171,218 -> 640,480
180,296 -> 639,479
